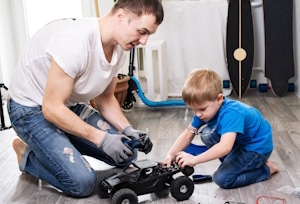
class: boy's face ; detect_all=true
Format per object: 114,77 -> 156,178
116,9 -> 159,50
189,94 -> 223,122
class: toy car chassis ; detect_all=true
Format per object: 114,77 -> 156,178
98,159 -> 195,204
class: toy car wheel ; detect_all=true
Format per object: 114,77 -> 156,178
96,171 -> 119,199
112,188 -> 138,204
96,178 -> 109,199
170,176 -> 194,201
97,185 -> 109,199
182,166 -> 194,176
154,188 -> 169,198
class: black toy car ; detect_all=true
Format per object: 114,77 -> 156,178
98,159 -> 195,204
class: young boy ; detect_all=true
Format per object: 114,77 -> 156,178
163,69 -> 278,189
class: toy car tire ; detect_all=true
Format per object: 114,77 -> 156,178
96,171 -> 119,199
170,176 -> 194,201
97,185 -> 109,199
96,177 -> 109,199
112,188 -> 138,204
181,166 -> 194,176
154,188 -> 169,198
98,189 -> 109,199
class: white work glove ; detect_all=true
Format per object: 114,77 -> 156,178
123,125 -> 147,139
99,132 -> 133,163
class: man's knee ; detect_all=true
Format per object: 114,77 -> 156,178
66,171 -> 97,197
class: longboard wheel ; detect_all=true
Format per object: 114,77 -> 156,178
250,80 -> 257,88
288,83 -> 295,92
223,80 -> 230,89
258,84 -> 268,92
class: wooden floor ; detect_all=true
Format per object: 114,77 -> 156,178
1,89 -> 300,204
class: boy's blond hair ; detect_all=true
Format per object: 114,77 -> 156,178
182,69 -> 223,106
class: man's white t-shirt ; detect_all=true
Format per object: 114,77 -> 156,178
9,18 -> 126,107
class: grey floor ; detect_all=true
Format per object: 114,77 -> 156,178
1,89 -> 300,204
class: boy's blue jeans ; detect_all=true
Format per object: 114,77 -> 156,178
200,126 -> 271,189
7,98 -> 137,197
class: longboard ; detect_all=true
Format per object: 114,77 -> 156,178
226,0 -> 254,98
263,0 -> 294,97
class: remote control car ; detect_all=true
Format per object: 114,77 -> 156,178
98,159 -> 195,204
124,133 -> 153,154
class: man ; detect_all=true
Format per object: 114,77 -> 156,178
8,0 -> 164,197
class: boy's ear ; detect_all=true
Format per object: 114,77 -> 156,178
217,93 -> 224,103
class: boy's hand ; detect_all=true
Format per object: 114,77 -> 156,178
175,151 -> 196,168
163,154 -> 174,168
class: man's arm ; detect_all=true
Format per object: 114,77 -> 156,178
42,59 -> 105,146
92,77 -> 131,132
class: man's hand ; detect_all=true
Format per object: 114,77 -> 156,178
99,132 -> 133,163
123,125 -> 146,139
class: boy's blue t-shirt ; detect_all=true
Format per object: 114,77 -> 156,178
191,97 -> 273,154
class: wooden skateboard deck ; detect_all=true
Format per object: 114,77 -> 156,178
226,0 -> 254,98
263,0 -> 294,97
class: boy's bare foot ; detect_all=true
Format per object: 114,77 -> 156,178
266,160 -> 279,175
12,138 -> 27,165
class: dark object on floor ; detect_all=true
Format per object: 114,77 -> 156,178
192,174 -> 212,183
0,83 -> 11,131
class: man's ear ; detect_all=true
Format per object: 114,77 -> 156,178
116,8 -> 125,24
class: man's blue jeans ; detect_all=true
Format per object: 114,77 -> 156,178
7,98 -> 137,197
200,126 -> 271,189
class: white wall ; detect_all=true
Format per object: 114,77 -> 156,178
97,0 -> 114,17
0,0 -> 98,89
0,0 -> 22,86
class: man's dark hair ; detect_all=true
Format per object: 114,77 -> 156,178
112,0 -> 164,25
